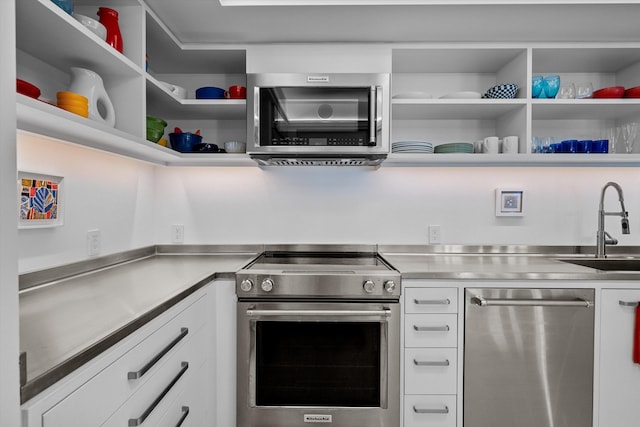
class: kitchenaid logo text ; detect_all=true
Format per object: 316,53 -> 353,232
304,414 -> 332,423
307,76 -> 330,83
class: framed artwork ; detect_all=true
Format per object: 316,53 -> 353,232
18,172 -> 64,228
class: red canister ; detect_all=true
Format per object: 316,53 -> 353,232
97,7 -> 123,54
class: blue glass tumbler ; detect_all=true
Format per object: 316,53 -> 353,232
544,75 -> 561,99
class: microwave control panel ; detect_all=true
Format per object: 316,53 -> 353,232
268,135 -> 367,146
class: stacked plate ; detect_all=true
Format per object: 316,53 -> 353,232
391,141 -> 434,153
434,142 -> 474,154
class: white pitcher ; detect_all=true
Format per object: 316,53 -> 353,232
68,67 -> 116,127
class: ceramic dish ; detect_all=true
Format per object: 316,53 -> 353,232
482,83 -> 519,99
73,13 -> 107,40
17,79 -> 41,99
439,91 -> 481,99
195,86 -> 225,99
593,86 -> 625,99
623,86 -> 640,98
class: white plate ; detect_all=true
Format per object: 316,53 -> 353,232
393,92 -> 432,99
439,91 -> 482,99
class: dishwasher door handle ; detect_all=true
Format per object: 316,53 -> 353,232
471,296 -> 593,308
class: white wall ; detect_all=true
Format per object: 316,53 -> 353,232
153,165 -> 640,247
16,135 -> 640,271
17,134 -> 157,273
1,0 -> 19,424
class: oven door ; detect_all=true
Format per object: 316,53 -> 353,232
237,300 -> 400,427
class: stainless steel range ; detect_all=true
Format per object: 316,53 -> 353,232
236,248 -> 400,427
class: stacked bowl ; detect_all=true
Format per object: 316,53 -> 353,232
56,91 -> 88,118
146,116 -> 167,143
482,83 -> 519,99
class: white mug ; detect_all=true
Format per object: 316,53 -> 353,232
502,136 -> 519,154
482,136 -> 500,154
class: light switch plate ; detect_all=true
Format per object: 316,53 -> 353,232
495,189 -> 524,217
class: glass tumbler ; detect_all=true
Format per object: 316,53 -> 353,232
544,75 -> 561,99
558,83 -> 576,99
576,83 -> 593,99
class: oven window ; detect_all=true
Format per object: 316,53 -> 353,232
259,87 -> 371,146
255,321 -> 381,407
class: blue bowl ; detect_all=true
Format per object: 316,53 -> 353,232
169,132 -> 203,153
195,86 -> 225,99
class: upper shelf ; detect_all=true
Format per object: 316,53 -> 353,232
145,75 -> 246,120
17,0 -> 141,78
16,95 -> 255,166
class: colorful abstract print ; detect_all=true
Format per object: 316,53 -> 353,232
20,178 -> 59,220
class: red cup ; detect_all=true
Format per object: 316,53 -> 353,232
226,85 -> 246,99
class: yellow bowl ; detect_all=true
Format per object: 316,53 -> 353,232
56,91 -> 88,103
59,104 -> 89,118
57,99 -> 88,109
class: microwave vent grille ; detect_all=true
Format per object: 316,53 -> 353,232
250,155 -> 386,167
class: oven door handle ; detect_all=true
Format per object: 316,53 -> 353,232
246,308 -> 392,317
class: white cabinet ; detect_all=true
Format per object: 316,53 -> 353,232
21,284 -> 214,427
403,287 -> 459,427
598,288 -> 640,427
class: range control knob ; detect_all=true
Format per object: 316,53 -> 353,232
363,280 -> 376,293
384,280 -> 397,293
261,278 -> 274,292
240,279 -> 254,292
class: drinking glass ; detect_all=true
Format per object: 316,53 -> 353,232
544,75 -> 561,98
622,122 -> 639,154
558,83 -> 576,99
576,83 -> 593,99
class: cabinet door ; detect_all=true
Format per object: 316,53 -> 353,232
599,289 -> 640,427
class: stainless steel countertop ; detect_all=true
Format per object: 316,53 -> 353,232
18,243 -> 640,403
19,250 -> 258,403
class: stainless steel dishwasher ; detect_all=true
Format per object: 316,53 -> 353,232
464,288 -> 595,427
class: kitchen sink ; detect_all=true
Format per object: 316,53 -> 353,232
557,257 -> 640,271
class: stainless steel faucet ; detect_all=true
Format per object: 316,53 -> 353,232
596,181 -> 630,258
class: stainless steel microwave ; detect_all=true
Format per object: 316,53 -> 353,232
246,73 -> 390,166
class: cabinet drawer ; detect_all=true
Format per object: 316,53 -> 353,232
405,288 -> 458,314
404,348 -> 457,395
404,394 -> 456,427
42,295 -> 207,427
100,327 -> 206,427
156,364 -> 207,427
405,314 -> 458,348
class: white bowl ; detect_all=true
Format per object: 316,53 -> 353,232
224,141 -> 246,153
73,13 -> 107,41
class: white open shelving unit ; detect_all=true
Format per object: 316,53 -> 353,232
15,0 -> 640,167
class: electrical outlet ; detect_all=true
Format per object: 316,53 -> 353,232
87,229 -> 101,257
171,224 -> 184,243
428,225 -> 441,244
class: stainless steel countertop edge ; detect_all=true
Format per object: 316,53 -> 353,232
20,244 -> 264,291
19,271 -> 221,404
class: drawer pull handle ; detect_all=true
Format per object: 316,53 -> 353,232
414,298 -> 450,306
413,405 -> 449,414
128,361 -> 189,427
414,325 -> 450,332
128,327 -> 189,380
413,359 -> 451,366
619,300 -> 639,307
175,406 -> 190,427
413,359 -> 450,367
